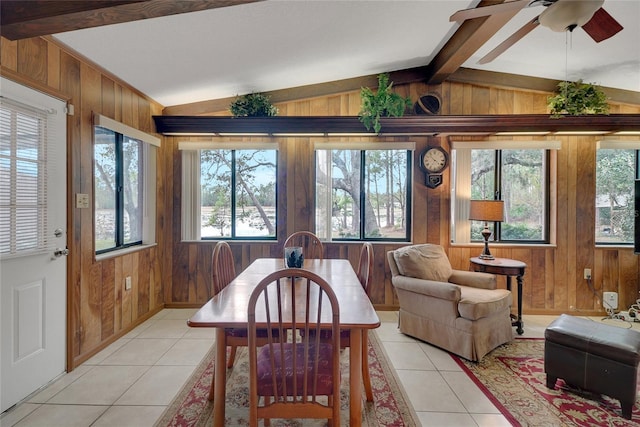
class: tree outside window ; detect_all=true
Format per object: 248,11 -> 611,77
470,149 -> 547,242
94,127 -> 143,253
595,148 -> 636,244
200,149 -> 276,239
315,148 -> 411,241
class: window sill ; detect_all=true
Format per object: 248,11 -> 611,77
95,243 -> 157,262
450,242 -> 557,249
595,244 -> 634,250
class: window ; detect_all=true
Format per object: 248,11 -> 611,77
0,97 -> 59,257
315,143 -> 413,241
180,142 -> 277,240
93,114 -> 159,254
452,141 -> 559,244
595,141 -> 639,244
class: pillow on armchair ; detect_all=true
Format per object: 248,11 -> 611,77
393,244 -> 452,282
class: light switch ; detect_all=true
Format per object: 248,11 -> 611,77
76,193 -> 89,209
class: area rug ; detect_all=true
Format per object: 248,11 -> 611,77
155,331 -> 419,426
452,338 -> 640,427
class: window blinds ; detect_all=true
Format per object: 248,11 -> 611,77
0,96 -> 56,257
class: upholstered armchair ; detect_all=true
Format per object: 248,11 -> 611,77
387,244 -> 513,361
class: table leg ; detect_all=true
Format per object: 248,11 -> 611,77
506,276 -> 524,335
516,275 -> 524,335
213,328 -> 226,427
349,328 -> 363,426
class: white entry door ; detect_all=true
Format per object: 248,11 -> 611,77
0,77 -> 67,412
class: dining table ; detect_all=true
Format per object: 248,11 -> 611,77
188,257 -> 381,427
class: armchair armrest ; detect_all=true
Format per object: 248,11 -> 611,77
391,276 -> 461,301
449,270 -> 497,290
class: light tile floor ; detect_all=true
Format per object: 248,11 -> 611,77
2,309 -> 639,426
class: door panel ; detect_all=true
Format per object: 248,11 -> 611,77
1,77 -> 67,412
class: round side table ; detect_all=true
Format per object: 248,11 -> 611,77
470,257 -> 526,335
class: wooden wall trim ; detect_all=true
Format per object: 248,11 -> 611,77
153,114 -> 640,135
1,64 -> 70,101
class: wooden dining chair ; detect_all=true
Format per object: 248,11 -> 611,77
284,231 -> 324,259
305,242 -> 375,401
247,268 -> 341,427
354,242 -> 374,401
209,241 -> 238,400
209,241 -> 276,401
211,240 -> 236,296
211,241 -> 244,368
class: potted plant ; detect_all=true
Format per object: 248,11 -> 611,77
359,73 -> 412,133
229,92 -> 278,117
547,80 -> 609,118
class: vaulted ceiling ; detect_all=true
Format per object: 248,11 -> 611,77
2,0 -> 638,110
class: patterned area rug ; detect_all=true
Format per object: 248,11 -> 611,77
453,338 -> 640,427
155,331 -> 418,426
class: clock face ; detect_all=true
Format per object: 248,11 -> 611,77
421,147 -> 448,173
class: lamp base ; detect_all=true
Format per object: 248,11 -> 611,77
479,225 -> 495,260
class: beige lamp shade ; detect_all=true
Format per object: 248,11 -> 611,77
469,200 -> 504,222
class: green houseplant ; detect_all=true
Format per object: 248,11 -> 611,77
547,80 -> 609,117
229,92 -> 278,117
359,73 -> 412,133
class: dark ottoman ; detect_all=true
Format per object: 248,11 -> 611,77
544,314 -> 640,419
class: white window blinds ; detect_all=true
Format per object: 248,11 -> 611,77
0,96 -> 56,257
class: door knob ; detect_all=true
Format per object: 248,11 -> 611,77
53,248 -> 69,257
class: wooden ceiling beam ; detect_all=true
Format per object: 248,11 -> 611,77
0,0 -> 263,40
424,0 -> 524,85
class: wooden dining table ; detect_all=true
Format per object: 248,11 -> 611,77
188,257 -> 381,426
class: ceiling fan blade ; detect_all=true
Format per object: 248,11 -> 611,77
450,0 -> 531,22
581,7 -> 623,42
478,17 -> 540,64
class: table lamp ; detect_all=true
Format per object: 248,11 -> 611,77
469,200 -> 504,260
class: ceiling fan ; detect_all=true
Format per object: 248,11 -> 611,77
451,0 -> 624,64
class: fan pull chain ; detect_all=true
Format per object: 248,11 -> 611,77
563,29 -> 572,105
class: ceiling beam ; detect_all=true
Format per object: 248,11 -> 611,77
0,0 -> 263,40
424,0 -> 525,85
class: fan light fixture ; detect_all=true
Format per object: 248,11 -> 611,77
538,0 -> 603,32
469,200 -> 505,260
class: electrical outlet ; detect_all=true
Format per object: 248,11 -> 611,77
603,291 -> 618,309
125,276 -> 132,290
76,193 -> 89,209
584,268 -> 591,280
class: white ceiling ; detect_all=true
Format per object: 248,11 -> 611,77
52,0 -> 640,108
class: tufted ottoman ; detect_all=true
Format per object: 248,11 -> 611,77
544,314 -> 640,419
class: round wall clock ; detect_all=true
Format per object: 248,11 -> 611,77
420,146 -> 449,174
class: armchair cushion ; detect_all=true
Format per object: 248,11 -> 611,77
391,276 -> 461,301
393,244 -> 452,282
458,286 -> 512,320
449,270 -> 497,290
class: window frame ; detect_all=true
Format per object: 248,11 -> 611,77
489,148 -> 550,244
0,96 -> 57,258
93,114 -> 158,256
179,141 -> 278,241
451,140 -> 559,246
314,142 -> 414,242
595,140 -> 640,246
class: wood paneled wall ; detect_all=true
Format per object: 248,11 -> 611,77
164,81 -> 640,317
1,36 -> 167,369
3,34 -> 640,370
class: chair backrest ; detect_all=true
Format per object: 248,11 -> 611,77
357,242 -> 374,294
247,268 -> 341,423
284,231 -> 324,259
211,241 -> 236,296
